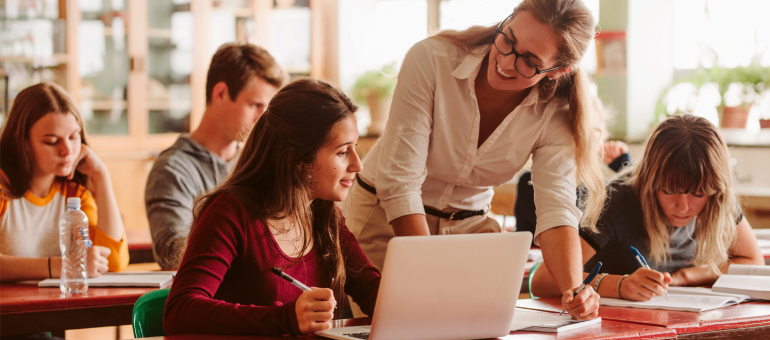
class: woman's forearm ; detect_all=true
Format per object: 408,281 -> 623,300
391,214 -> 430,236
89,171 -> 125,241
538,226 -> 584,292
0,255 -> 62,281
674,255 -> 762,286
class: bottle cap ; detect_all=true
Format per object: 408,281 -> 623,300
66,197 -> 81,207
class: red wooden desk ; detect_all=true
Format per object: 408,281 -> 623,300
127,228 -> 155,264
0,283 -> 156,336
138,316 -> 675,340
518,297 -> 770,338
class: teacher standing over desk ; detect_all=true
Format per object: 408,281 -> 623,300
344,0 -> 605,320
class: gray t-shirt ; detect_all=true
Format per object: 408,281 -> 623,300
580,182 -> 743,275
145,135 -> 233,269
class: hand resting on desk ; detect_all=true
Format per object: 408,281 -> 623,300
86,246 -> 111,278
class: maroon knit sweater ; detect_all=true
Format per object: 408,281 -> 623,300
163,193 -> 381,336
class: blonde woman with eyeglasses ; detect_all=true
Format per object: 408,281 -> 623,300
344,0 -> 606,320
531,114 -> 763,301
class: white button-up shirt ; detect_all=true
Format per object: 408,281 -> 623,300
358,37 -> 581,243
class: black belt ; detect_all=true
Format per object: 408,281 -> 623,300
355,175 -> 487,221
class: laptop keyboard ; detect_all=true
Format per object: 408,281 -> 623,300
343,332 -> 370,339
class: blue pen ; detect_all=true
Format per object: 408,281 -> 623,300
630,246 -> 668,297
560,261 -> 602,316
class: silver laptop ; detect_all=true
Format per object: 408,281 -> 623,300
317,231 -> 532,340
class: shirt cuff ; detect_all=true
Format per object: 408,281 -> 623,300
532,214 -> 580,246
284,299 -> 302,336
379,194 -> 425,223
91,228 -> 129,272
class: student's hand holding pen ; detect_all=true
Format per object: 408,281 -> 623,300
619,268 -> 672,301
561,285 -> 600,320
295,288 -> 337,334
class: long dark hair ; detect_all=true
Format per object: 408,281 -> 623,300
191,78 -> 358,305
0,82 -> 88,198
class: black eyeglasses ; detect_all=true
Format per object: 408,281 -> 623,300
494,14 -> 563,78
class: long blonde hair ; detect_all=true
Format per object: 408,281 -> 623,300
625,114 -> 737,274
435,0 -> 605,231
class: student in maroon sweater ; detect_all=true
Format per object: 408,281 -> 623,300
164,78 -> 380,336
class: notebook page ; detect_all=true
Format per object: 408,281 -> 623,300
666,286 -> 751,302
599,294 -> 739,312
727,264 -> 770,276
38,272 -> 174,288
510,309 -> 601,332
511,309 -> 574,331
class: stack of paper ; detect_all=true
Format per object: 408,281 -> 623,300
38,271 -> 175,288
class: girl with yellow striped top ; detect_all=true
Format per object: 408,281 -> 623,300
0,82 -> 128,282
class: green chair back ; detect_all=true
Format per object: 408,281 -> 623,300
132,288 -> 170,338
528,261 -> 542,299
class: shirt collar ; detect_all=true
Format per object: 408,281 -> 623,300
452,46 -> 541,110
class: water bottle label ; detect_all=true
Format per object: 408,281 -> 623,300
80,228 -> 92,248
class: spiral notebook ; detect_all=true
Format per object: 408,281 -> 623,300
38,271 -> 175,288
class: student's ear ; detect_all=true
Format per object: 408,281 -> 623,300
211,82 -> 231,104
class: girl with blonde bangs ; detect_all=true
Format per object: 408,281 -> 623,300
632,114 -> 738,275
532,114 -> 763,302
345,0 -> 603,320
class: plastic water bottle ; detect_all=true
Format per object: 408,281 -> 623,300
59,197 -> 91,294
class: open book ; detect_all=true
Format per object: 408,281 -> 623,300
666,286 -> 750,302
599,294 -> 742,312
510,308 -> 601,333
712,264 -> 770,300
39,271 -> 175,288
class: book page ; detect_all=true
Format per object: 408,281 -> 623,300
727,264 -> 770,276
599,294 -> 739,312
666,286 -> 751,302
713,275 -> 770,300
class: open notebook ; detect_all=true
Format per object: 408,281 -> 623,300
39,271 -> 175,288
510,309 -> 601,333
599,293 -> 742,312
713,264 -> 770,300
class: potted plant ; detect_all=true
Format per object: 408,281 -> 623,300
705,61 -> 769,128
350,63 -> 398,137
656,57 -> 770,128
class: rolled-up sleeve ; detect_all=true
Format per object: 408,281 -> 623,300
530,107 -> 581,245
375,40 -> 437,223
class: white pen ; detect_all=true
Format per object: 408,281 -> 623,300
271,267 -> 311,291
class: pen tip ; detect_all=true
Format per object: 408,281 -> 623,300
271,267 -> 282,275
